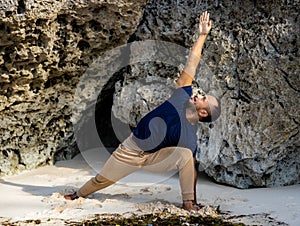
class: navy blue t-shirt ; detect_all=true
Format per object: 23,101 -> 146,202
132,86 -> 198,156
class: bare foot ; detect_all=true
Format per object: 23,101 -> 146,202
64,192 -> 79,200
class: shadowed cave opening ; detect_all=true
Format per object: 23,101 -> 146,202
95,67 -> 131,152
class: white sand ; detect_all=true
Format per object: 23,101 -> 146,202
0,149 -> 299,225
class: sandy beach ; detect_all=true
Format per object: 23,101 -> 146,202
0,148 -> 299,225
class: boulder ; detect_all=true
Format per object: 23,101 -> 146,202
112,0 -> 300,188
0,0 -> 148,175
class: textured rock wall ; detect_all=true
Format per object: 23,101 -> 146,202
0,0 -> 148,175
0,0 -> 299,188
112,0 -> 300,188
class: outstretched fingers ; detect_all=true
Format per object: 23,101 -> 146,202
199,11 -> 212,35
200,11 -> 210,23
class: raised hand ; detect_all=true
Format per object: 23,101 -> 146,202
177,11 -> 212,87
198,11 -> 212,35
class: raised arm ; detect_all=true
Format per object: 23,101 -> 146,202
176,11 -> 212,87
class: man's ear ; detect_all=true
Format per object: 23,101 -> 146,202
198,109 -> 208,118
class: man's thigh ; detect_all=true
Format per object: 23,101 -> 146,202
100,145 -> 141,182
143,147 -> 192,173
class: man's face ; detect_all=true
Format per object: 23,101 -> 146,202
190,94 -> 218,118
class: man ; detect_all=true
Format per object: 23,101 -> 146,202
65,11 -> 221,211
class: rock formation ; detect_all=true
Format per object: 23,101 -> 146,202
0,0 -> 299,188
112,0 -> 300,188
0,0 -> 148,175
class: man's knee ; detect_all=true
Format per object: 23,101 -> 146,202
179,147 -> 193,159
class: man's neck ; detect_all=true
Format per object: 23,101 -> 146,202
185,108 -> 199,125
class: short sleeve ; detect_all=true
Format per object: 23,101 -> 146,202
167,86 -> 192,111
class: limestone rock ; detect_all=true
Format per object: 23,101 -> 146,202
112,0 -> 300,188
0,0 -> 299,189
0,0 -> 148,175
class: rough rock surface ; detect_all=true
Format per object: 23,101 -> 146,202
0,0 -> 299,189
112,0 -> 300,188
0,0 -> 148,175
